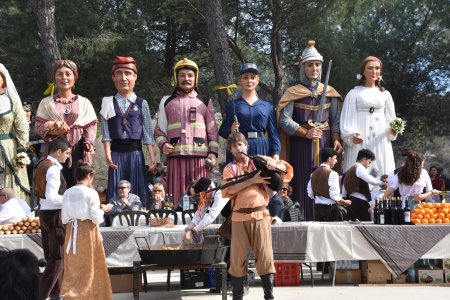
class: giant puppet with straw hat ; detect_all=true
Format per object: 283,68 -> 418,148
154,58 -> 219,209
277,41 -> 343,221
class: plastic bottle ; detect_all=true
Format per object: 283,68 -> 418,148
183,194 -> 189,211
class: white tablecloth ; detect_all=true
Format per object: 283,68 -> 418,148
1,222 -> 449,268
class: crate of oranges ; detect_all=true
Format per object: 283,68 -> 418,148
411,202 -> 450,225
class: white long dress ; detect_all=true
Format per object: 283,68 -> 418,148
340,86 -> 397,177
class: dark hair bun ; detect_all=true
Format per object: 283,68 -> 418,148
406,150 -> 417,158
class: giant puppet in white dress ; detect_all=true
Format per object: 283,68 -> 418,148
340,56 -> 397,178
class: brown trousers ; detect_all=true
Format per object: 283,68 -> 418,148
40,209 -> 65,300
229,217 -> 275,277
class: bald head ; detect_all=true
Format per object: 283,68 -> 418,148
0,188 -> 15,204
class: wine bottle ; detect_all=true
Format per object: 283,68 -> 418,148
373,199 -> 379,224
379,199 -> 385,225
403,197 -> 411,225
390,197 -> 398,225
383,198 -> 391,225
397,197 -> 404,225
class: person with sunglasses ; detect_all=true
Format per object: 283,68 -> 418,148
102,180 -> 142,226
148,183 -> 166,210
280,183 -> 303,222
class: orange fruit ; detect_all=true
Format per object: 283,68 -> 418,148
412,208 -> 419,214
434,203 -> 441,208
442,218 -> 450,224
446,213 -> 450,219
413,219 -> 421,225
416,204 -> 424,210
411,213 -> 418,219
441,208 -> 449,215
416,214 -> 424,220
431,214 -> 438,220
419,209 -> 426,215
437,213 -> 445,219
429,218 -> 436,224
425,208 -> 433,215
422,219 -> 429,224
423,214 -> 431,220
426,202 -> 433,208
435,219 -> 442,224
432,208 -> 438,214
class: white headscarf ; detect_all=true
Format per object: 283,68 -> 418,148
0,63 -> 21,101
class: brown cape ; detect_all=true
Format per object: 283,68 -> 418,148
276,83 -> 342,160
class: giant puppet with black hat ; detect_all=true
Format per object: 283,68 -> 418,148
99,56 -> 156,208
277,40 -> 343,221
154,58 -> 219,209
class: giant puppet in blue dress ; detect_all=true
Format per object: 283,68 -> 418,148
219,63 -> 280,163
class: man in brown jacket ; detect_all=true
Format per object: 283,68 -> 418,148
34,137 -> 71,300
307,148 -> 351,221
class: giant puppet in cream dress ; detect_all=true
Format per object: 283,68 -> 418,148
0,63 -> 30,201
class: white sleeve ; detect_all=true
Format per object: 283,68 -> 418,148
88,190 -> 104,224
384,91 -> 397,141
387,171 -> 399,190
356,164 -> 382,186
328,171 -> 342,202
194,190 -> 229,232
307,177 -> 314,199
45,166 -> 63,206
340,89 -> 359,146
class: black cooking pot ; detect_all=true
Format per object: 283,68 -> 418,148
135,235 -> 228,266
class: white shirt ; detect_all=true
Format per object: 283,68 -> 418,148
39,155 -> 64,210
307,163 -> 342,205
0,198 -> 28,225
191,189 -> 229,232
388,168 -> 431,198
61,185 -> 104,225
342,163 -> 382,201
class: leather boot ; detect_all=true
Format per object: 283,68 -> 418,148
231,276 -> 246,300
260,273 -> 274,300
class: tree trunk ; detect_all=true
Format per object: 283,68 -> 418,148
28,0 -> 61,82
202,0 -> 235,116
267,0 -> 285,105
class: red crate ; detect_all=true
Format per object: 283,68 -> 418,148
274,263 -> 301,286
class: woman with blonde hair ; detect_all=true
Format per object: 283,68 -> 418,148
150,182 -> 166,210
35,59 -> 97,187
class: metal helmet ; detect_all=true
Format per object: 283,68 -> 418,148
173,58 -> 199,86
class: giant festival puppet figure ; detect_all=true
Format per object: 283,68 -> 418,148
100,56 -> 156,207
0,63 -> 30,201
154,58 -> 219,209
277,41 -> 343,221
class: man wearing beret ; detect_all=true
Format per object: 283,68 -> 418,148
154,58 -> 219,209
100,56 -> 156,208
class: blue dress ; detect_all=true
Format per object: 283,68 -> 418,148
219,97 -> 281,162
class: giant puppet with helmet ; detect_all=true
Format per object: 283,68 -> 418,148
154,58 -> 219,209
277,41 -> 343,221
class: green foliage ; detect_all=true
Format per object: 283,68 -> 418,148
1,0 -> 448,170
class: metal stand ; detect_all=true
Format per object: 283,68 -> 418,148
132,261 -> 228,300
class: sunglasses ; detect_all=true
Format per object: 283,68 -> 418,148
281,188 -> 288,191
153,190 -> 163,193
118,186 -> 129,190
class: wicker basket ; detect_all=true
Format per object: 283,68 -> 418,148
149,217 -> 170,227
